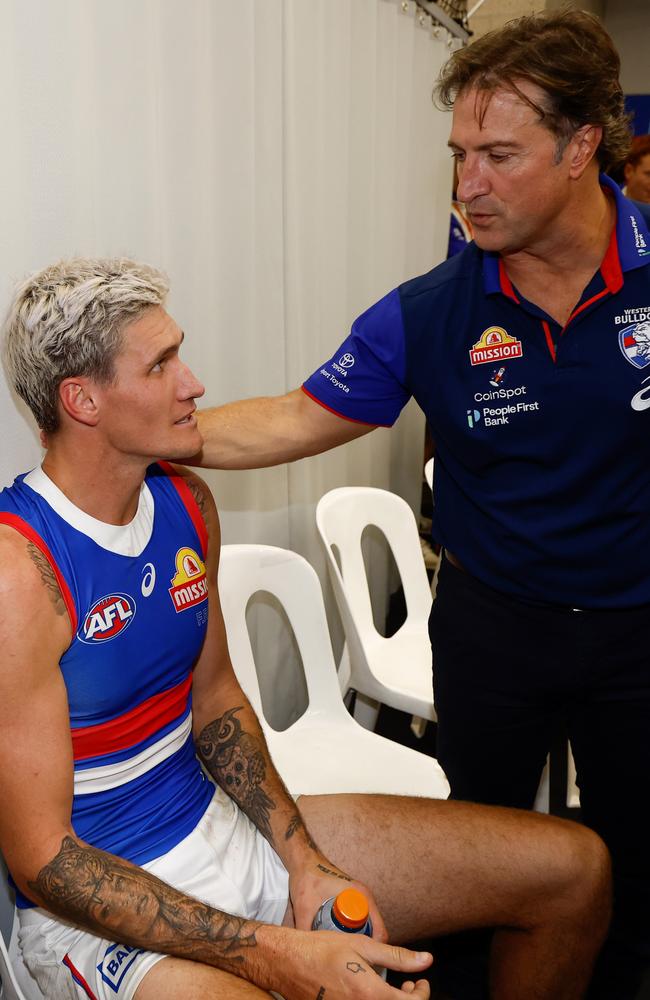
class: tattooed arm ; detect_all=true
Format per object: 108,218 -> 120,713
174,470 -> 390,941
173,466 -> 325,865
0,524 -> 302,989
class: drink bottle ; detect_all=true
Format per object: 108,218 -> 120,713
311,887 -> 373,936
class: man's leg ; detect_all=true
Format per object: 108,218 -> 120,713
298,793 -> 610,1000
429,558 -> 570,997
568,602 -> 650,1000
134,956 -> 270,999
431,559 -> 561,810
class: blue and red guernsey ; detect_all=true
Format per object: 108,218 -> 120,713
0,462 -> 213,906
303,178 -> 650,609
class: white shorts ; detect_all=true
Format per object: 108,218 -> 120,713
17,787 -> 289,999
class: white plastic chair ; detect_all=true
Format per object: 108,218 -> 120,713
217,544 -> 449,799
424,457 -> 434,492
315,488 -> 436,734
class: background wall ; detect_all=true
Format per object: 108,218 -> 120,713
0,0 -> 454,721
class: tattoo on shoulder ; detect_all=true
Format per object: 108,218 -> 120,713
197,707 -> 276,843
27,542 -> 66,616
316,988 -> 326,999
186,478 -> 209,520
285,814 -> 317,850
317,864 -> 351,882
28,836 -> 257,971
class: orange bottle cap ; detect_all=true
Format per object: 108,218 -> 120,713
332,888 -> 370,929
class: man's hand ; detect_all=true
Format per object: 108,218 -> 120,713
266,927 -> 431,1000
288,853 -> 388,942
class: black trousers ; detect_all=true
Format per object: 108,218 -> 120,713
430,557 -> 650,1000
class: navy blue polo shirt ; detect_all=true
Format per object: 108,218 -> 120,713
303,177 -> 650,608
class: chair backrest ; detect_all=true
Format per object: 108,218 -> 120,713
424,457 -> 434,493
217,545 -> 352,728
316,486 -> 433,646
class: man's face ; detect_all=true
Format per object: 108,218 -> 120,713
449,83 -> 574,255
92,305 -> 205,462
625,154 -> 650,203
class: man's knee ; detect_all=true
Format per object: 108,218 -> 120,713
535,821 -> 611,931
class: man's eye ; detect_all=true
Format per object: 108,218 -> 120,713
151,361 -> 163,373
489,153 -> 510,162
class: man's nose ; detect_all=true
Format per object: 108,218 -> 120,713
179,362 -> 205,400
456,157 -> 490,203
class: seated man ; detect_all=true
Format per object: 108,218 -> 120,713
0,258 -> 610,1000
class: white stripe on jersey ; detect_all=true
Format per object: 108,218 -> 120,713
73,712 -> 193,795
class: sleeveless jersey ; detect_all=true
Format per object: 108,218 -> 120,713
0,462 -> 214,906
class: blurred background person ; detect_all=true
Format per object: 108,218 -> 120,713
623,134 -> 650,203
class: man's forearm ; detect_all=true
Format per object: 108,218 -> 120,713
190,390 -> 373,470
27,835 -> 279,985
196,702 -> 318,866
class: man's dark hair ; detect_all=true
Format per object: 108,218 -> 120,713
435,10 -> 631,172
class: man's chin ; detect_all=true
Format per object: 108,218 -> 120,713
163,430 -> 205,462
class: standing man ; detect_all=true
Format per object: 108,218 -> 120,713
191,11 -> 650,998
0,257 -> 610,1000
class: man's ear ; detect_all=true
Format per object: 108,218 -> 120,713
624,161 -> 634,184
58,377 -> 100,427
567,124 -> 603,179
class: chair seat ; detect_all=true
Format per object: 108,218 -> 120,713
266,715 -> 448,799
362,630 -> 435,720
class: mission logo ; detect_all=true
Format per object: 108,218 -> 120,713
469,327 -> 523,366
169,546 -> 208,613
79,593 -> 136,643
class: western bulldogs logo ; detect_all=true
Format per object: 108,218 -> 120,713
619,321 -> 650,369
78,593 -> 136,643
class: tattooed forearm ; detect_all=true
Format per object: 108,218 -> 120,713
28,837 -> 257,972
197,707 -> 276,843
285,813 -> 317,850
317,864 -> 351,881
27,542 -> 66,616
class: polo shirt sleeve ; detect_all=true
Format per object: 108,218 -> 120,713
301,288 -> 409,427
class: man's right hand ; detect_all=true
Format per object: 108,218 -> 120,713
259,926 -> 432,999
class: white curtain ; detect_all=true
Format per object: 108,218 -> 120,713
0,0 -> 453,723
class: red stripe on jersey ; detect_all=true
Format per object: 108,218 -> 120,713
157,461 -> 208,559
542,321 -> 556,363
600,223 -> 623,294
0,513 -> 77,633
63,954 -> 99,1000
71,673 -> 192,761
497,259 -> 520,303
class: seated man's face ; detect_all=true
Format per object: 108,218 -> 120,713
625,154 -> 650,203
91,305 -> 205,463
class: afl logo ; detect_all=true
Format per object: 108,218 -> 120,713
79,593 -> 136,643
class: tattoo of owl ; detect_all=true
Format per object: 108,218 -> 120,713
197,707 -> 276,843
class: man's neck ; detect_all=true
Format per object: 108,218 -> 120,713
501,177 -> 615,327
42,438 -> 149,526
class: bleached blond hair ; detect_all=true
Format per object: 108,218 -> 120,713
3,257 -> 169,433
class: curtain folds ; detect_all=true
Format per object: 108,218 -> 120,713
0,0 -> 452,724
